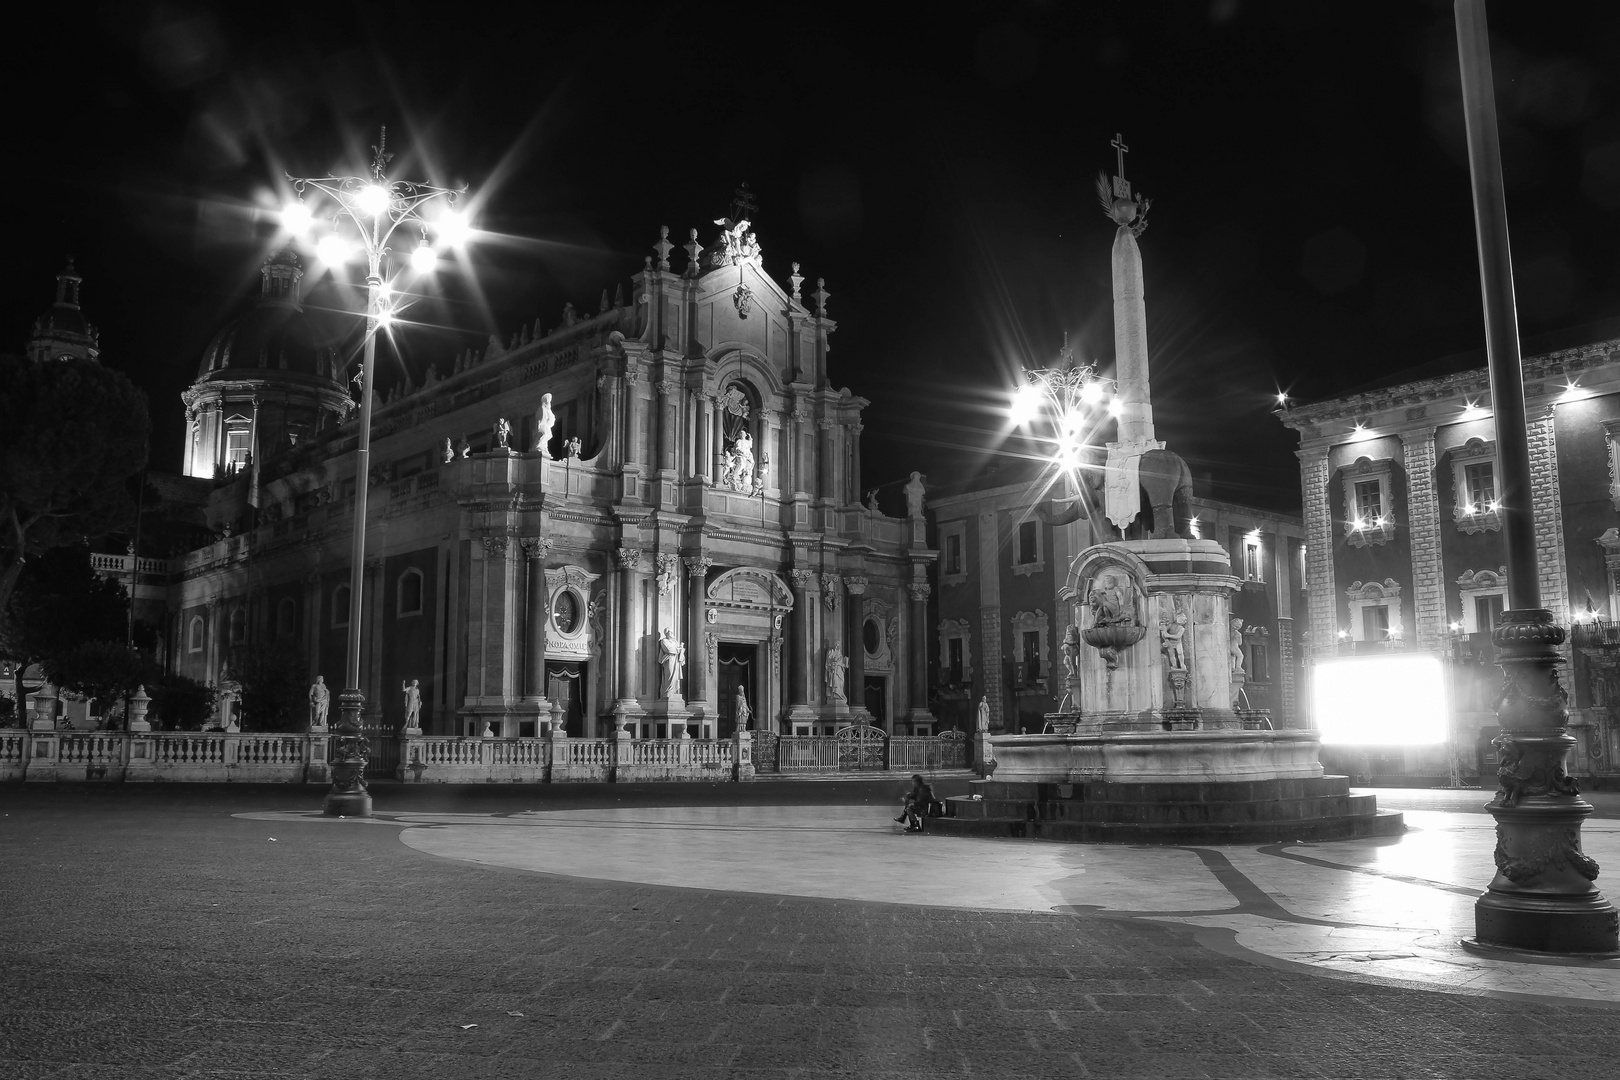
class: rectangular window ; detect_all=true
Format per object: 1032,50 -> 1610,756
1464,462 -> 1495,512
1017,521 -> 1038,564
1023,630 -> 1041,680
947,638 -> 964,684
1475,594 -> 1504,633
1244,544 -> 1262,582
945,533 -> 962,575
1362,604 -> 1390,641
226,429 -> 251,469
1354,480 -> 1382,523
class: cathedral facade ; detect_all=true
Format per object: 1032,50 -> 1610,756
163,221 -> 936,742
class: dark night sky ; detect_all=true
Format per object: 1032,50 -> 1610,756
7,1 -> 1620,513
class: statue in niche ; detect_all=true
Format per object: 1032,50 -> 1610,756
441,438 -> 455,464
1081,567 -> 1147,670
752,453 -> 769,494
904,472 -> 926,518
865,490 -> 880,514
217,665 -> 242,732
309,675 -> 330,730
1088,572 -> 1135,628
1230,618 -> 1246,673
535,393 -> 556,457
456,437 -> 471,459
824,642 -> 849,703
401,679 -> 422,731
658,628 -> 686,697
724,431 -> 755,493
976,697 -> 991,732
1160,611 -> 1188,672
734,687 -> 752,731
494,417 -> 511,451
566,436 -> 582,459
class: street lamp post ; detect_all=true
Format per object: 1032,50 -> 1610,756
1008,339 -> 1119,507
284,128 -> 468,818
1453,0 -> 1618,955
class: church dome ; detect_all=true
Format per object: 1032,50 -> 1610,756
194,251 -> 340,384
27,260 -> 100,363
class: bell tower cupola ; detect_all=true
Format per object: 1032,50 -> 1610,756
27,259 -> 101,364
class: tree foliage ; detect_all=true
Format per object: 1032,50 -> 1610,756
145,673 -> 217,731
0,354 -> 150,612
229,640 -> 309,732
44,640 -> 147,723
0,544 -> 129,702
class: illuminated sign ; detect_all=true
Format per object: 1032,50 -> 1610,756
1312,654 -> 1448,746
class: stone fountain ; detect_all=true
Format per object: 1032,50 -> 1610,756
934,138 -> 1400,844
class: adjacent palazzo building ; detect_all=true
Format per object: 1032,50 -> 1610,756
1277,324 -> 1620,778
162,220 -> 936,740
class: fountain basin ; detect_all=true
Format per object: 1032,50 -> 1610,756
987,729 -> 1324,784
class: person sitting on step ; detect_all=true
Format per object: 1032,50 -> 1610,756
894,773 -> 938,833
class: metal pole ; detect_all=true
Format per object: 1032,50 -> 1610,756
1454,0 -> 1616,956
322,266 -> 381,818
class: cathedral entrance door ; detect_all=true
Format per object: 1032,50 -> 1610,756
546,661 -> 585,737
716,643 -> 756,741
863,676 -> 886,728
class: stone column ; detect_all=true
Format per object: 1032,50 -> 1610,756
212,402 -> 225,478
976,511 -> 1005,731
206,598 -> 221,687
657,378 -> 680,475
612,545 -> 644,728
849,422 -> 863,506
787,569 -> 815,725
363,557 -> 386,724
1299,447 -> 1336,660
846,577 -> 868,722
1400,426 -> 1447,652
1529,405 -> 1572,652
624,369 -> 646,487
685,555 -> 711,718
906,583 -> 935,726
520,536 -> 554,718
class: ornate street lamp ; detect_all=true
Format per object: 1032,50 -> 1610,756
1008,337 -> 1119,504
1453,1 -> 1618,955
283,128 -> 470,818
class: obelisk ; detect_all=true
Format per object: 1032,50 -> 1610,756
1100,134 -> 1165,530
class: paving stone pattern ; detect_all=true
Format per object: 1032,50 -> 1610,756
3,783 -> 1619,1079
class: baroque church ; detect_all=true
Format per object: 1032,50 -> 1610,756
159,217 -> 936,742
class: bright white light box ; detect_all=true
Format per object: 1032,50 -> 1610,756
1312,654 -> 1448,746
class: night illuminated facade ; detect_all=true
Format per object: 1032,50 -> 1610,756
151,221 -> 935,742
1279,330 -> 1620,778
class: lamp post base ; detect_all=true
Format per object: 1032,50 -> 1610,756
322,688 -> 373,818
1468,609 -> 1618,956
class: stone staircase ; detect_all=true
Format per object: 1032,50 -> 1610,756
932,776 -> 1405,845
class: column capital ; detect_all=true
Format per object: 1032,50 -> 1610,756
520,536 -> 554,562
617,545 -> 644,570
844,575 -> 868,595
907,583 -> 932,602
788,569 -> 815,591
479,534 -> 509,559
683,554 -> 712,577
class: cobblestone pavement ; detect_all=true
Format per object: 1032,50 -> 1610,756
4,782 -> 1620,1079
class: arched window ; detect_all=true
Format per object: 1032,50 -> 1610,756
228,606 -> 247,644
187,616 -> 204,653
276,597 -> 297,639
397,568 -> 424,617
332,585 -> 351,628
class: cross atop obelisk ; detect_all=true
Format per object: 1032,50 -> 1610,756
1110,133 -> 1130,199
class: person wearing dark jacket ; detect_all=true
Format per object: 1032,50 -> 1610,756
894,774 -> 936,833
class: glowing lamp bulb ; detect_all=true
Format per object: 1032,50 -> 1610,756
1009,382 -> 1042,426
315,234 -> 352,266
357,184 -> 390,217
410,242 -> 437,274
434,208 -> 469,247
1107,396 -> 1124,417
374,308 -> 395,331
281,201 -> 312,235
1081,381 -> 1106,405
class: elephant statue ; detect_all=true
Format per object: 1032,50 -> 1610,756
1138,448 -> 1194,540
1032,464 -> 1117,544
